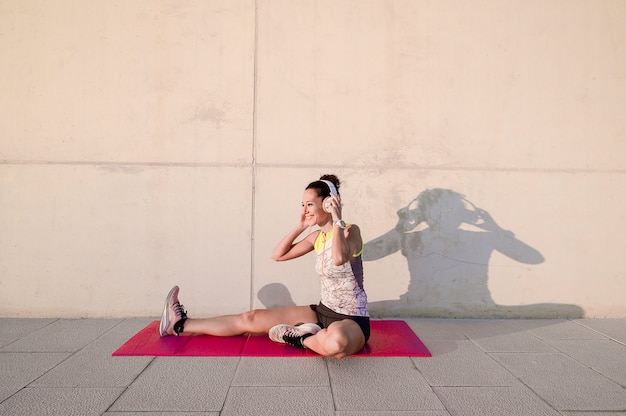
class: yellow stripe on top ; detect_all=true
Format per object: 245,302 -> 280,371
314,228 -> 334,253
313,225 -> 363,257
353,242 -> 364,258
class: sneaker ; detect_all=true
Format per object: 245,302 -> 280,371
268,323 -> 321,348
159,286 -> 188,337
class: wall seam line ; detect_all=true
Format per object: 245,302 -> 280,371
250,0 -> 259,311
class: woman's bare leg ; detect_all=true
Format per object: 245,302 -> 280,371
160,286 -> 317,337
181,305 -> 317,337
303,319 -> 365,358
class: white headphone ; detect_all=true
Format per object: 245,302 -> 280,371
321,180 -> 338,196
321,180 -> 338,213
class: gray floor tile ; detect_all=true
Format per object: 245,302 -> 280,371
512,319 -> 607,340
412,340 -> 520,387
30,338 -> 153,387
492,352 -> 626,411
336,412 -> 451,415
105,413 -> 218,415
405,319 -> 470,340
109,357 -> 239,412
231,357 -> 329,386
433,386 -> 561,416
548,339 -> 626,386
560,413 -> 626,416
0,387 -> 124,416
574,319 -> 626,344
100,317 -> 156,339
221,386 -> 334,415
1,319 -> 122,352
0,352 -> 70,402
328,358 -> 445,412
0,318 -> 57,348
460,320 -> 557,352
420,338 -> 463,357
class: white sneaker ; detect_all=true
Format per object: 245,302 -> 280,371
268,323 -> 321,348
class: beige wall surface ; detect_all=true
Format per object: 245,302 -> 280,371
1,0 -> 624,318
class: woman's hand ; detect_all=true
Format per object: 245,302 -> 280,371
297,206 -> 308,229
272,209 -> 314,261
325,194 -> 342,221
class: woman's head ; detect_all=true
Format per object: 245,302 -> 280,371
306,174 -> 341,198
301,175 -> 341,226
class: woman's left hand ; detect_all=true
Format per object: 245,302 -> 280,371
325,194 -> 342,221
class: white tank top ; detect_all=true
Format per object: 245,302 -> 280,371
313,227 -> 369,317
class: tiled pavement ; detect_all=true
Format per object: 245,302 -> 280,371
1,317 -> 625,415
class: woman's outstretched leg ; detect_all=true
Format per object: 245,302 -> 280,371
159,286 -> 316,337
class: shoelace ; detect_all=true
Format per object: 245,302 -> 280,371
172,302 -> 188,336
173,302 -> 187,319
282,327 -> 308,348
283,327 -> 305,337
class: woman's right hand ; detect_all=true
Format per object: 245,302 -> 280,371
271,209 -> 315,262
297,207 -> 308,229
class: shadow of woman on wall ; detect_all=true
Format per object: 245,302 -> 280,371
363,188 -> 583,318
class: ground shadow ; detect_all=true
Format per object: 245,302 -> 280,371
363,188 -> 583,318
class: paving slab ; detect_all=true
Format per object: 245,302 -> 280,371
0,352 -> 70,402
0,319 -> 121,352
547,339 -> 626,386
491,352 -> 626,411
105,413 -> 217,416
0,318 -> 57,348
512,319 -> 608,340
458,320 -> 558,352
560,413 -> 626,416
405,319 -> 470,340
433,386 -> 561,416
574,319 -> 626,344
336,412 -> 451,416
412,340 -> 520,386
109,356 -> 239,412
328,357 -> 445,412
221,386 -> 334,416
0,387 -> 125,416
100,317 -> 157,339
30,338 -> 153,387
231,357 -> 329,386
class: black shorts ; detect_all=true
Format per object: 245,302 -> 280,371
310,302 -> 370,343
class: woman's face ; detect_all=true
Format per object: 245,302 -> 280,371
302,188 -> 330,226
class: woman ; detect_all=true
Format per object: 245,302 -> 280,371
159,174 -> 370,358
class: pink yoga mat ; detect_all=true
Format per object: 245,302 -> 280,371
112,320 -> 431,357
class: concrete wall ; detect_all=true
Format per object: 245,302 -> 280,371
1,0 -> 624,318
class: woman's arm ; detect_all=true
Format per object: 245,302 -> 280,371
271,206 -> 317,261
271,225 -> 316,261
332,224 -> 362,266
323,193 -> 362,265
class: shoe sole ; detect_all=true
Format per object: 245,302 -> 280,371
159,286 -> 179,336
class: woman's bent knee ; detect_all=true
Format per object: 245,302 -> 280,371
324,321 -> 365,357
240,309 -> 257,323
324,333 -> 350,357
238,309 -> 263,332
